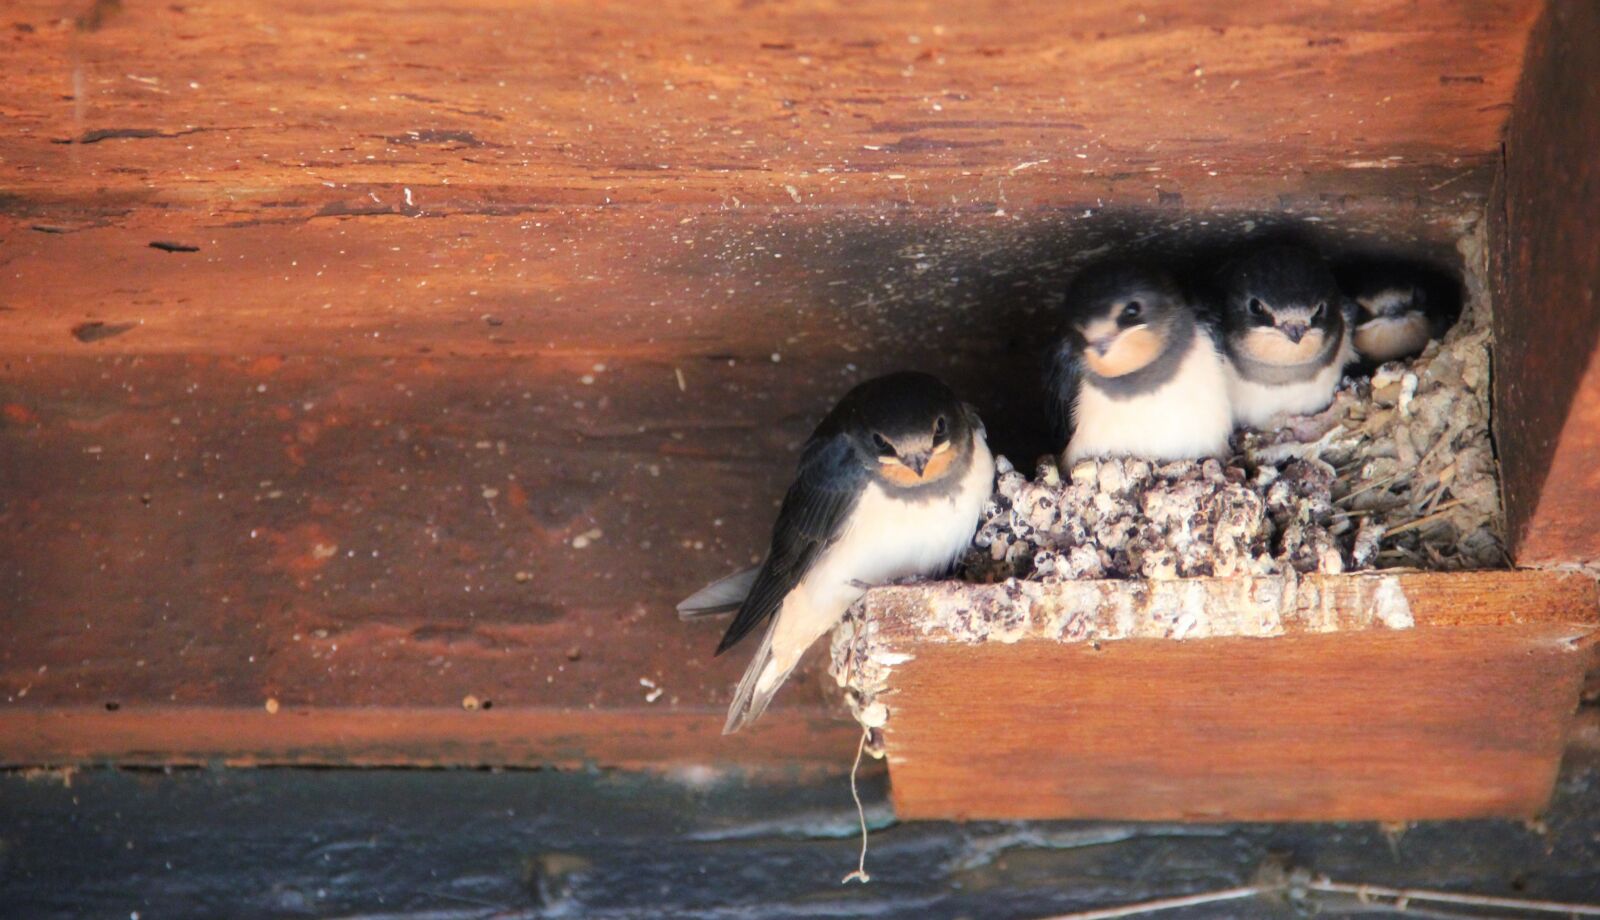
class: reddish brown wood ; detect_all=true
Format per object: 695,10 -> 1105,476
1,0 -> 1537,210
1491,1 -> 1600,566
0,0 -> 1571,773
0,354 -> 875,765
0,206 -> 1477,361
868,572 -> 1598,822
0,1 -> 1534,357
0,707 -> 863,771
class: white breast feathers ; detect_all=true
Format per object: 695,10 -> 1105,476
1067,333 -> 1232,464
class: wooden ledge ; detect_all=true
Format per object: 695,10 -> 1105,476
868,570 -> 1600,643
0,707 -> 861,774
857,570 -> 1598,823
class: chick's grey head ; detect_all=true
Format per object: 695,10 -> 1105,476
837,371 -> 973,487
1061,262 -> 1191,380
1353,282 -> 1424,320
1220,245 -> 1343,366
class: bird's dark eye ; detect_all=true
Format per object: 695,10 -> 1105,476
1311,301 -> 1327,323
1118,300 -> 1143,325
872,433 -> 896,456
1248,297 -> 1269,320
932,416 -> 949,445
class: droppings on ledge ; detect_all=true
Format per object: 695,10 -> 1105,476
869,572 -> 1421,645
830,571 -> 1424,740
828,608 -> 900,760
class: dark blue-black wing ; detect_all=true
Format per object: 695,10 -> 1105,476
1195,314 -> 1230,380
1341,295 -> 1361,329
714,432 -> 867,655
1044,338 -> 1081,450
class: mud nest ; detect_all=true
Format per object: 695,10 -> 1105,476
963,247 -> 1503,584
830,235 -> 1505,752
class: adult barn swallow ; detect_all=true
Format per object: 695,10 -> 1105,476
1342,262 -> 1459,365
678,372 -> 994,734
1218,245 -> 1357,427
1047,262 -> 1232,463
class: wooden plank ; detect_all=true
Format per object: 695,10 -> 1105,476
1491,1 -> 1600,566
0,197 -> 1480,359
0,0 -> 1568,775
0,0 -> 1538,209
0,1 -> 1532,356
0,354 -> 876,766
864,571 -> 1598,822
0,707 -> 859,771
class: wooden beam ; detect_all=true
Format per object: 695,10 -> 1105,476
0,707 -> 863,771
0,206 -> 1477,359
1491,1 -> 1600,566
0,353 -> 876,766
1,0 -> 1538,211
0,1 -> 1537,360
0,0 -> 1566,773
862,571 -> 1598,822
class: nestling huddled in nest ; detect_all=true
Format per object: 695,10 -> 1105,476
682,238 -> 1471,729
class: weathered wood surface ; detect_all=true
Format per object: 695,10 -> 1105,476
0,0 -> 1534,355
867,571 -> 1598,822
0,0 -> 1569,770
3,0 -> 1536,208
0,217 -> 1485,768
0,353 -> 879,767
0,207 -> 1479,359
870,569 -> 1600,641
1491,1 -> 1600,567
6,762 -> 1600,919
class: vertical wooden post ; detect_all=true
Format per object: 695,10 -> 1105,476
1492,1 -> 1600,566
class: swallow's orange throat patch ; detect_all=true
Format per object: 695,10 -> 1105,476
879,447 -> 958,487
1354,313 -> 1429,362
1241,326 -> 1326,366
1082,327 -> 1163,378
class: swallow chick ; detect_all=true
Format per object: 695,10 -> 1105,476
1218,245 -> 1357,428
1047,262 -> 1232,464
678,371 -> 995,734
1343,263 -> 1458,365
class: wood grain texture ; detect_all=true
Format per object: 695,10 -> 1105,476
0,204 -> 1481,359
1,0 -> 1537,208
0,0 -> 1571,772
0,0 -> 1531,355
0,707 -> 861,771
1491,1 -> 1600,566
867,571 -> 1598,822
0,353 -> 877,766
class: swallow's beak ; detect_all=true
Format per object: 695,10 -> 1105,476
905,452 -> 929,477
1088,335 -> 1116,357
1280,323 -> 1307,344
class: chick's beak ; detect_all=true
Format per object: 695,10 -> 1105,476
1280,323 -> 1308,344
904,452 -> 929,476
1087,335 -> 1116,357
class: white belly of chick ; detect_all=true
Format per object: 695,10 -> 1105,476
764,438 -> 994,683
1067,335 -> 1232,463
1227,332 -> 1355,428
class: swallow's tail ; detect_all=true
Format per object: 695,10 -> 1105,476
722,626 -> 800,734
676,567 -> 760,620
